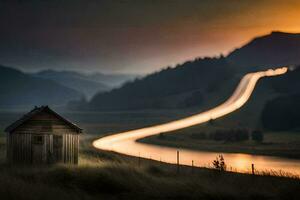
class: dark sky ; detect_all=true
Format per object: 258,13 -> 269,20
1,0 -> 300,74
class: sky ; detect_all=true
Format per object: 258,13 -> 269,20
1,0 -> 300,74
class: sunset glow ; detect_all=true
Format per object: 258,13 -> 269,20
1,1 -> 300,73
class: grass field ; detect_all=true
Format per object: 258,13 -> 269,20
1,106 -> 300,199
0,134 -> 299,200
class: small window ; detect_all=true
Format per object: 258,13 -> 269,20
33,135 -> 44,145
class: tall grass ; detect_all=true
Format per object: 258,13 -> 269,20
0,135 -> 299,200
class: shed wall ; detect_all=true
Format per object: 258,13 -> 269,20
8,133 -> 79,164
6,108 -> 81,165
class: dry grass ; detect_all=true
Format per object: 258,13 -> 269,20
0,134 -> 299,200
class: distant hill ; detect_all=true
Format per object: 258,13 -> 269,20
78,57 -> 237,110
261,93 -> 300,131
261,66 -> 300,131
269,66 -> 300,94
34,70 -> 110,99
86,72 -> 137,87
0,66 -> 82,107
34,70 -> 137,98
227,31 -> 300,71
71,31 -> 300,112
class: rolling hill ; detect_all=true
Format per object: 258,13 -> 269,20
0,66 -> 82,108
261,66 -> 300,130
34,70 -> 111,99
80,57 -> 237,110
227,31 -> 300,71
76,31 -> 300,112
34,70 -> 137,99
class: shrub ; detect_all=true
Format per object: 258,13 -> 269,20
212,155 -> 226,171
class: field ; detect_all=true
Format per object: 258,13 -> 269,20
1,108 -> 300,199
0,134 -> 300,200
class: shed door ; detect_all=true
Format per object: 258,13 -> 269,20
32,135 -> 45,164
53,135 -> 63,162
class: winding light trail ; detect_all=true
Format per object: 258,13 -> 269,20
93,67 -> 300,175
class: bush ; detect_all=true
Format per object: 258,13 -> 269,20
212,155 -> 226,171
252,130 -> 264,142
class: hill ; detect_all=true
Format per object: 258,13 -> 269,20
76,31 -> 300,111
34,70 -> 137,99
87,72 -> 137,87
0,66 -> 82,107
34,70 -> 111,99
227,31 -> 300,71
82,57 -> 237,110
261,66 -> 300,131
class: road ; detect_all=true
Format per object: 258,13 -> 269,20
93,67 -> 300,174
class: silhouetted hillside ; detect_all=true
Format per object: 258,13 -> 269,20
87,72 -> 137,87
34,70 -> 137,98
74,31 -> 300,111
0,66 -> 82,107
81,57 -> 236,110
262,93 -> 300,131
228,32 -> 300,71
269,66 -> 300,94
261,67 -> 300,131
34,70 -> 111,98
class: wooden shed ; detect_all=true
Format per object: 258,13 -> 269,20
5,106 -> 82,165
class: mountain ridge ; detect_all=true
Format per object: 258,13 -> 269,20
75,31 -> 300,111
0,65 -> 82,107
33,70 -> 137,98
227,31 -> 300,70
34,70 -> 111,99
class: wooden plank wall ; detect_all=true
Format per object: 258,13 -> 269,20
8,111 -> 80,165
62,134 -> 78,164
9,133 -> 32,164
8,133 -> 79,164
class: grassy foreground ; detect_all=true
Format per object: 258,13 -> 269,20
0,134 -> 299,200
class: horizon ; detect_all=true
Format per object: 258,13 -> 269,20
2,30 -> 298,76
1,0 -> 300,74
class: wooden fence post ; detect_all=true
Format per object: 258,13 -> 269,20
192,160 -> 194,173
177,150 -> 180,173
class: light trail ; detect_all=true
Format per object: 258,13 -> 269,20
93,67 -> 287,148
92,67 -> 300,174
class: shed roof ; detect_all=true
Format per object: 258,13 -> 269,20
5,106 -> 82,133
